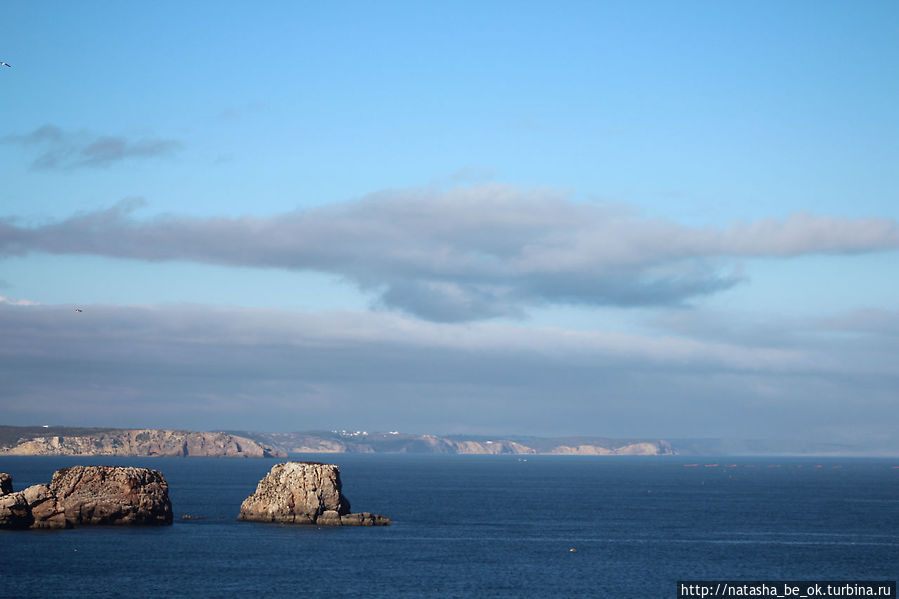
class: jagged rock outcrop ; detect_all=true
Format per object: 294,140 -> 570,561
50,466 -> 173,525
0,429 -> 285,458
0,474 -> 33,529
0,467 -> 173,529
238,462 -> 390,526
24,483 -> 67,528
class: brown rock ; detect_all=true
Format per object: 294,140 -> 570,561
0,490 -> 33,529
316,509 -> 342,525
338,511 -> 392,526
0,472 -> 12,496
24,484 -> 68,529
238,462 -> 390,526
49,466 -> 173,526
0,467 -> 173,529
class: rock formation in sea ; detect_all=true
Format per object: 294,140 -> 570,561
0,466 -> 173,529
0,428 -> 285,458
23,484 -> 67,529
238,462 -> 390,526
0,476 -> 33,529
50,466 -> 173,526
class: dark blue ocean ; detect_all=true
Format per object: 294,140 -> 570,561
1,455 -> 897,598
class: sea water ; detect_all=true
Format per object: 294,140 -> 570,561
0,455 -> 896,598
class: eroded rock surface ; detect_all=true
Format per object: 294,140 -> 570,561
0,466 -> 172,529
238,462 -> 390,526
0,487 -> 32,529
50,466 -> 173,526
24,484 -> 68,529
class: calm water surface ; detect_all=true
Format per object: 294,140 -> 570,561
1,455 -> 897,598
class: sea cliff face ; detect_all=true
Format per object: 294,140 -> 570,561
0,426 -> 676,457
547,442 -> 673,455
251,431 -> 676,456
0,429 -> 286,458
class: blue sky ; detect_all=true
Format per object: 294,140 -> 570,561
1,1 -> 897,449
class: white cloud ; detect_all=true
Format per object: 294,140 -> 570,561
1,184 -> 896,320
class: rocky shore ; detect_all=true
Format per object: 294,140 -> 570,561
238,462 -> 390,526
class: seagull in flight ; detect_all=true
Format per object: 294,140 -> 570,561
0,62 -> 11,68
74,307 -> 83,313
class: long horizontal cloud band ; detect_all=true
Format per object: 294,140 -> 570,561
1,302 -> 896,439
2,303 -> 896,381
2,185 -> 897,321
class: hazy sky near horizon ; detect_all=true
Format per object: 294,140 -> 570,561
1,1 -> 897,446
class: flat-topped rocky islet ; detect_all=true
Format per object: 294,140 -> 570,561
0,466 -> 173,529
238,461 -> 390,526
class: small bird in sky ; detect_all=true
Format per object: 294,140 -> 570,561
0,62 -> 11,68
74,307 -> 83,313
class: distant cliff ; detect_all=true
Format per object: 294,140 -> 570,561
0,427 -> 286,458
0,426 -> 674,457
241,431 -> 676,456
